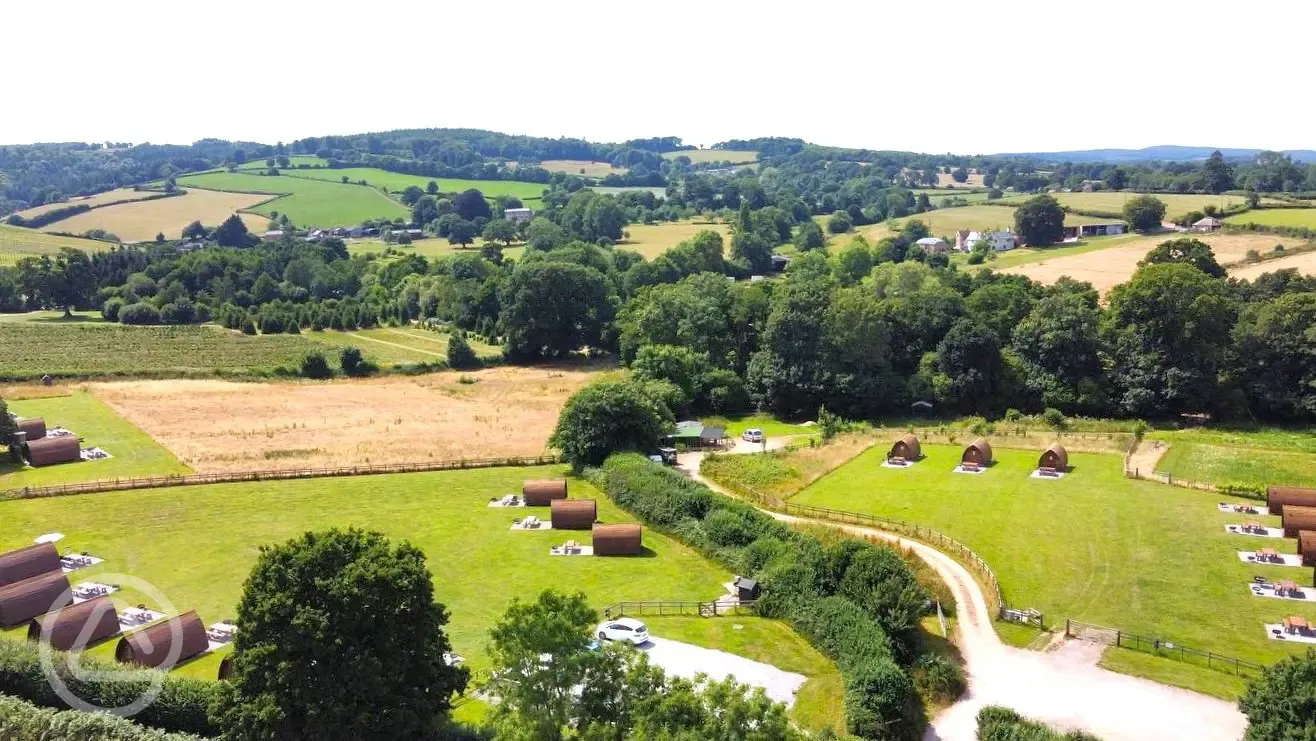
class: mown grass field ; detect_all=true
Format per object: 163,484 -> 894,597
538,160 -> 626,178
0,224 -> 113,265
236,155 -> 328,170
1225,208 -> 1316,229
0,392 -> 189,490
1156,438 -> 1316,489
305,326 -> 502,366
15,189 -> 164,220
41,189 -> 273,241
173,172 -> 407,227
994,192 -> 1251,221
617,221 -> 731,259
350,236 -> 527,262
910,188 -> 995,204
662,150 -> 758,164
789,442 -> 1311,670
286,168 -> 549,203
829,205 -> 1113,246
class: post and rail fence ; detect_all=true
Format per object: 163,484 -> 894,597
1064,619 -> 1265,678
601,600 -> 756,619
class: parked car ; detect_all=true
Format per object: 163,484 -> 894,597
596,617 -> 650,645
742,428 -> 764,443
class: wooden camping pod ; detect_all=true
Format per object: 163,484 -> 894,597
961,438 -> 993,466
28,595 -> 120,651
0,570 -> 72,628
25,435 -> 80,467
550,499 -> 597,530
523,479 -> 568,506
0,543 -> 62,589
115,610 -> 209,669
1282,505 -> 1316,538
218,654 -> 235,680
1269,487 -> 1316,511
888,434 -> 920,461
16,418 -> 46,441
1300,531 -> 1316,567
1038,443 -> 1068,471
592,524 -> 642,556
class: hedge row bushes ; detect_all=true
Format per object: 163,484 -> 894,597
976,705 -> 1101,740
0,640 -> 218,737
589,453 -> 936,740
0,692 -> 205,741
6,204 -> 92,229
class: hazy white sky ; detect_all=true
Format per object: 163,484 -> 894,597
7,0 -> 1314,154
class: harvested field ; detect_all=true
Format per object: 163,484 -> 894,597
538,160 -> 626,178
1229,249 -> 1316,281
90,365 -> 607,472
617,221 -> 731,259
15,189 -> 164,220
662,150 -> 758,164
41,189 -> 273,241
936,172 -> 985,188
995,192 -> 1252,221
0,225 -> 111,265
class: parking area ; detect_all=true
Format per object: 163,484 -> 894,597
636,636 -> 807,707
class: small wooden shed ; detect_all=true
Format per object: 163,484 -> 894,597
28,595 -> 120,651
1038,443 -> 1068,472
25,435 -> 81,467
1283,505 -> 1316,537
16,418 -> 46,441
888,434 -> 920,462
115,610 -> 209,669
1301,531 -> 1316,567
961,438 -> 993,467
218,655 -> 235,680
550,499 -> 597,530
0,543 -> 62,589
523,480 -> 568,506
1269,487 -> 1316,511
733,576 -> 761,601
592,524 -> 642,556
0,571 -> 72,628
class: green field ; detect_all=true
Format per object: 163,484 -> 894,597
1226,208 -> 1316,229
173,172 -> 407,227
790,442 -> 1309,669
0,392 -> 189,490
306,327 -> 502,366
350,237 -> 527,263
993,192 -> 1252,221
236,155 -> 328,170
662,150 -> 759,164
1157,440 -> 1316,489
960,232 -> 1146,269
0,322 -> 323,379
910,188 -> 995,204
830,205 -> 1114,245
286,168 -> 549,203
0,224 -> 113,265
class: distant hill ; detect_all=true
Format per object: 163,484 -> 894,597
993,145 -> 1316,164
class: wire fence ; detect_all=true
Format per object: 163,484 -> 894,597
0,455 -> 562,501
1065,619 -> 1265,677
601,600 -> 756,619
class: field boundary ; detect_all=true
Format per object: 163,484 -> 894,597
1064,618 -> 1263,678
601,600 -> 756,619
0,454 -> 561,501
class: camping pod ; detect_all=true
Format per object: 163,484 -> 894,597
25,435 -> 80,467
218,654 -> 235,680
28,596 -> 120,651
115,610 -> 208,669
1282,505 -> 1316,538
1038,443 -> 1068,472
592,524 -> 642,556
550,499 -> 597,530
0,543 -> 61,589
523,480 -> 568,506
0,571 -> 72,627
888,434 -> 920,462
1300,531 -> 1316,567
16,418 -> 46,441
961,438 -> 993,467
1269,487 -> 1316,511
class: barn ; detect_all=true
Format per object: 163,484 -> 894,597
28,595 -> 120,651
1038,443 -> 1069,472
16,418 -> 46,441
1268,487 -> 1316,511
523,480 -> 568,506
25,435 -> 81,467
1282,505 -> 1316,538
0,543 -> 62,589
550,499 -> 597,530
888,434 -> 921,462
1300,531 -> 1316,567
961,438 -> 993,467
0,571 -> 73,627
115,610 -> 209,669
592,524 -> 642,556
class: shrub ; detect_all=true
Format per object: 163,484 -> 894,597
446,331 -> 479,370
159,299 -> 196,325
299,351 -> 333,379
240,319 -> 257,335
1042,407 -> 1067,430
339,346 -> 376,377
912,654 -> 966,703
1131,420 -> 1148,441
118,303 -> 161,325
0,693 -> 205,740
1003,408 -> 1022,422
101,296 -> 125,321
976,705 -> 1100,740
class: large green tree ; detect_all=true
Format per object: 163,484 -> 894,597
1240,649 -> 1316,740
1139,237 -> 1225,278
1012,291 -> 1107,413
452,188 -> 492,221
499,261 -> 616,360
214,214 -> 252,248
1122,194 -> 1167,232
550,379 -> 671,469
1013,195 -> 1065,246
217,529 -> 467,741
1232,293 -> 1316,421
1202,150 -> 1235,194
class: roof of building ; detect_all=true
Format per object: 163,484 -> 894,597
1194,217 -> 1223,227
916,237 -> 946,245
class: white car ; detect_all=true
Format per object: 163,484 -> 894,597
596,617 -> 650,645
742,428 -> 765,443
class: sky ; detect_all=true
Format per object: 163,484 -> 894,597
7,0 -> 1315,155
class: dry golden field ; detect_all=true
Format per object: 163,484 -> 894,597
538,159 -> 627,178
0,224 -> 111,264
41,189 -> 273,241
90,366 -> 606,472
617,221 -> 731,259
1228,249 -> 1316,281
16,189 -> 163,219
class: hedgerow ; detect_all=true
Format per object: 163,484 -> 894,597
0,692 -> 206,741
976,705 -> 1101,740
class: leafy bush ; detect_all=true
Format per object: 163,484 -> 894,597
1042,407 -> 1067,430
446,331 -> 480,370
912,654 -> 966,703
101,297 -> 125,321
339,346 -> 376,377
118,303 -> 161,325
0,693 -> 205,740
299,351 -> 333,379
976,705 -> 1101,740
1220,482 -> 1266,500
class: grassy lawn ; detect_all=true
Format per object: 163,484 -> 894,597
1098,646 -> 1251,700
1156,440 -> 1316,488
0,392 -> 189,490
790,442 -> 1311,670
662,150 -> 758,164
994,192 -> 1251,220
1226,208 -> 1316,229
0,224 -> 112,265
350,237 -> 526,263
305,327 -> 502,366
911,188 -> 994,204
236,155 -> 328,170
286,168 -> 548,203
174,172 -> 407,226
960,232 -> 1144,269
702,413 -> 818,439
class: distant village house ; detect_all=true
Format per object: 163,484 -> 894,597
915,237 -> 949,254
955,230 -> 1017,252
504,207 -> 533,223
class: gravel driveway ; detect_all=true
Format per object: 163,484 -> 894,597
637,636 -> 807,707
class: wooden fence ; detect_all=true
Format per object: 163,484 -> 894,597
601,600 -> 755,619
1065,619 -> 1264,677
0,455 -> 562,501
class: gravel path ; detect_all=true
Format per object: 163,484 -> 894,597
638,637 -> 807,707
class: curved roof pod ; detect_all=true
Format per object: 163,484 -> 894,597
550,499 -> 597,530
26,435 -> 80,467
16,418 -> 46,440
961,438 -> 993,466
523,480 -> 568,506
1268,487 -> 1316,511
115,610 -> 209,669
28,595 -> 120,651
1283,506 -> 1316,538
0,570 -> 73,627
592,524 -> 642,556
1039,443 -> 1068,471
0,543 -> 62,589
889,434 -> 920,461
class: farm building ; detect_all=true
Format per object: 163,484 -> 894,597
0,571 -> 72,627
15,417 -> 46,441
1191,217 -> 1223,233
888,434 -> 921,462
115,610 -> 209,669
962,438 -> 994,467
504,207 -> 533,223
25,435 -> 81,467
665,421 -> 726,448
1299,531 -> 1316,566
1038,443 -> 1069,472
1268,487 -> 1316,511
592,524 -> 642,556
956,230 -> 1017,252
523,479 -> 568,506
0,543 -> 62,588
1061,223 -> 1126,239
1282,505 -> 1316,537
915,237 -> 949,254
28,596 -> 120,651
550,499 -> 597,530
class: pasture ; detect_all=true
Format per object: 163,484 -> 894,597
538,160 -> 626,178
236,155 -> 328,170
304,326 -> 502,366
789,442 -> 1310,669
842,205 -> 1112,244
911,188 -> 995,204
91,364 -> 607,472
40,188 -> 274,241
1226,208 -> 1316,229
1154,433 -> 1316,489
995,192 -> 1251,221
617,221 -> 731,259
662,149 -> 759,164
173,172 -> 407,227
15,189 -> 164,220
286,168 -> 549,203
350,236 -> 526,262
0,225 -> 112,265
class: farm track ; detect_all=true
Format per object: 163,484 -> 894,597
340,331 -> 444,357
